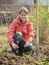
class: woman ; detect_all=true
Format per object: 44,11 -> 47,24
7,7 -> 35,55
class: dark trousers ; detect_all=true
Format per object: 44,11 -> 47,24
10,35 -> 33,54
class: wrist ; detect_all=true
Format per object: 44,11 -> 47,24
11,43 -> 15,45
26,41 -> 29,44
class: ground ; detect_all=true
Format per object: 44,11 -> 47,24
0,42 -> 49,65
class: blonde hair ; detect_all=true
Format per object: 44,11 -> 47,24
19,7 -> 29,14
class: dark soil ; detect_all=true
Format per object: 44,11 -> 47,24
0,44 -> 49,65
0,51 -> 36,65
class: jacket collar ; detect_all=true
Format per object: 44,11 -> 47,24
17,17 -> 29,25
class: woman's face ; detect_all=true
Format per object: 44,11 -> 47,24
19,11 -> 28,23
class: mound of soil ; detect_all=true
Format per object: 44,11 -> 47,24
0,44 -> 49,65
0,51 -> 36,65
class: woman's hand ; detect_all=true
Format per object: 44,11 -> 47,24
24,41 -> 29,48
11,43 -> 19,49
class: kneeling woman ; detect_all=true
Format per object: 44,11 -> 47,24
7,7 -> 35,55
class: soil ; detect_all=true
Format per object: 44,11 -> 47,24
0,44 -> 49,65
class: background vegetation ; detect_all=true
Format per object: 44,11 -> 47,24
29,6 -> 49,44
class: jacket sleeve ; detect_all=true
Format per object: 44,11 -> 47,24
7,20 -> 16,44
27,22 -> 35,43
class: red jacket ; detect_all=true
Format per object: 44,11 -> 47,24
7,18 -> 34,44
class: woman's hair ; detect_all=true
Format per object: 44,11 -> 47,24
19,7 -> 29,14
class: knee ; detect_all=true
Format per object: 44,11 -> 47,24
14,32 -> 22,40
13,32 -> 22,43
28,44 -> 33,51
